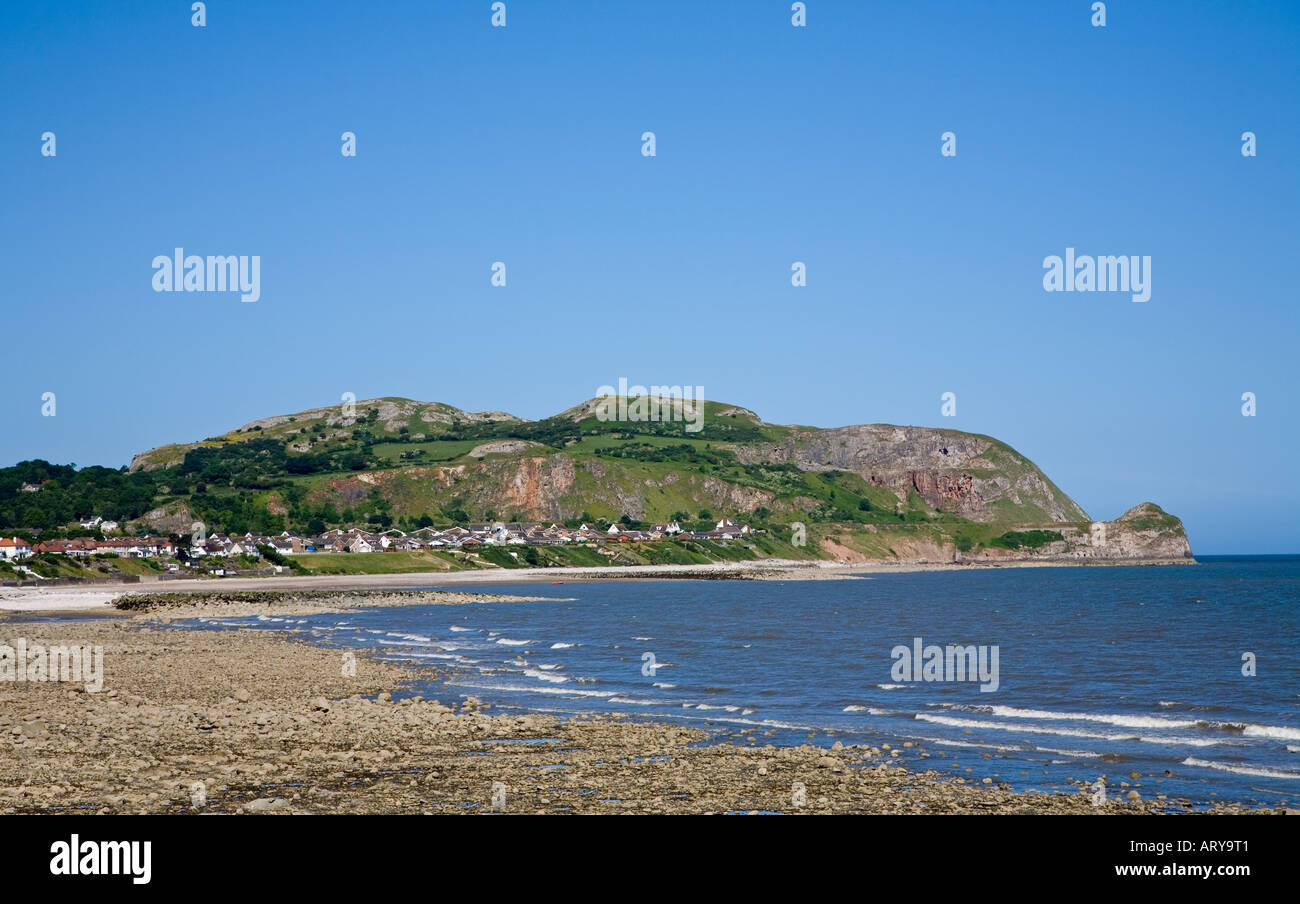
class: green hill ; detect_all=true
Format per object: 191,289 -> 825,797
0,395 -> 1193,564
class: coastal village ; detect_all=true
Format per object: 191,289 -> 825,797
0,517 -> 755,576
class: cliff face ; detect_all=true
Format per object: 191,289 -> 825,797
731,425 -> 1089,523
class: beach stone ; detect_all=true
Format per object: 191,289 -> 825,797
1126,791 -> 1141,801
245,797 -> 289,812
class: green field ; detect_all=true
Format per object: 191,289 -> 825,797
370,439 -> 485,464
294,550 -> 467,575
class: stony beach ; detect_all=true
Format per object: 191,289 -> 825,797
0,589 -> 1266,815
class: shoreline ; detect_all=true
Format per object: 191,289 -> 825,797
0,615 -> 1238,815
0,556 -> 1195,614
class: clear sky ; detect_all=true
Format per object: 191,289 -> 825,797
2,1 -> 1296,553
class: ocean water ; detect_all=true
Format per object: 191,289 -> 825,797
190,556 -> 1300,808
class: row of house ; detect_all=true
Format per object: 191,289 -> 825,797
209,518 -> 752,556
13,518 -> 755,562
30,537 -> 177,558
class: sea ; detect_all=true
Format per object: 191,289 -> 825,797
184,555 -> 1300,808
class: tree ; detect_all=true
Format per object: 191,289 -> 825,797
21,506 -> 50,529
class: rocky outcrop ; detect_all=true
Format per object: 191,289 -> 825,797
128,502 -> 199,535
961,503 -> 1193,563
731,425 -> 1087,523
128,445 -> 196,473
467,440 -> 543,458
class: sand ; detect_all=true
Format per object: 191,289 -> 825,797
0,587 -> 126,614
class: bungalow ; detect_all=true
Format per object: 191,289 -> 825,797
35,538 -> 96,557
226,541 -> 260,558
345,536 -> 375,554
94,539 -> 135,557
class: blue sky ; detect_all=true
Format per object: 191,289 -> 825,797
2,1 -> 1296,553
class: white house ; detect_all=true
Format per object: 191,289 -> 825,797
0,537 -> 33,560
